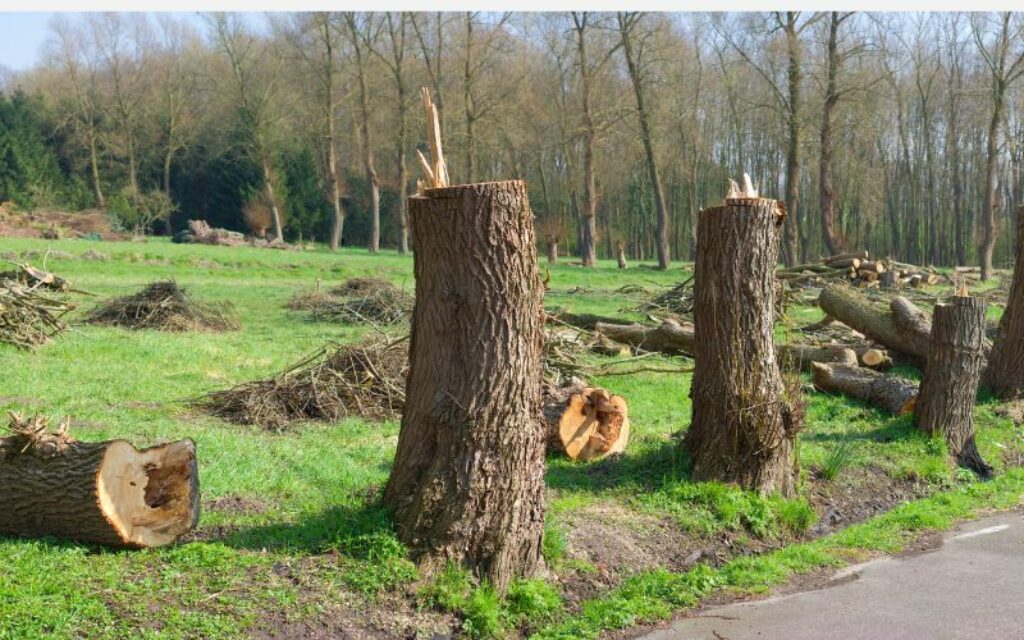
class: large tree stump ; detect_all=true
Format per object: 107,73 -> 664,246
0,414 -> 199,548
811,363 -> 918,415
988,205 -> 1024,399
383,180 -> 546,592
685,198 -> 798,496
915,296 -> 992,477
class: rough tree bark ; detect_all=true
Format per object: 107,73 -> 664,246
915,296 -> 992,477
384,180 -> 546,593
988,205 -> 1024,399
684,198 -> 798,496
0,415 -> 199,548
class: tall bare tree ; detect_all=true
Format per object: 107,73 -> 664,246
972,12 -> 1024,280
618,12 -> 670,269
344,12 -> 382,253
210,12 -> 285,241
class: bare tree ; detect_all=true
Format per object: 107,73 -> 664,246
343,12 -> 382,253
152,16 -> 203,201
47,16 -> 106,208
210,13 -> 286,242
618,12 -> 670,269
369,12 -> 412,254
972,12 -> 1024,281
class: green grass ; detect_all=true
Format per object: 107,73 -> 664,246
0,236 -> 1021,639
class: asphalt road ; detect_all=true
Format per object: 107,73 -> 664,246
640,510 -> 1024,640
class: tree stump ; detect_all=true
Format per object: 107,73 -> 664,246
684,198 -> 798,496
988,205 -> 1024,399
915,296 -> 992,477
0,414 -> 199,547
384,180 -> 546,592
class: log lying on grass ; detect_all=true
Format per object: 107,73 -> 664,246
0,413 -> 199,548
594,319 -> 873,371
542,381 -> 629,461
811,362 -> 918,415
818,285 -> 932,363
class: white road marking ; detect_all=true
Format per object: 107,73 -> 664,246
953,524 -> 1010,540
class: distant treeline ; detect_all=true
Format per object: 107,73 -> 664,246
0,12 -> 1022,273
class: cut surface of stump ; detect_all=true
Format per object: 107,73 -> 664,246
384,180 -> 546,593
0,414 -> 199,547
543,383 -> 629,461
685,196 -> 798,496
915,296 -> 992,477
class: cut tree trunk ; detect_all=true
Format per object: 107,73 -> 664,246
547,237 -> 558,264
915,296 -> 992,477
0,414 -> 199,548
685,198 -> 798,496
988,205 -> 1024,399
811,362 -> 918,415
384,180 -> 546,593
594,320 -> 860,371
617,246 -> 627,269
542,381 -> 629,462
818,286 -> 932,364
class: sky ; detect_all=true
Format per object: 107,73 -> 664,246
0,13 -> 55,71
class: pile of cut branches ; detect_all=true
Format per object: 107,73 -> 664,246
636,275 -> 694,317
0,263 -> 77,349
200,337 -> 408,430
85,280 -> 238,332
287,278 -> 413,326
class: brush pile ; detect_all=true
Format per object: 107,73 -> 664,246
200,338 -> 408,430
777,251 -> 947,290
86,280 -> 238,332
0,263 -> 77,349
174,219 -> 296,250
287,277 -> 413,325
637,276 -> 695,317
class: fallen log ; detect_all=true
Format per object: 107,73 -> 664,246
542,381 -> 629,461
825,250 -> 869,264
0,414 -> 200,548
818,286 -> 932,363
595,320 -> 860,371
595,319 -> 694,355
810,363 -> 918,415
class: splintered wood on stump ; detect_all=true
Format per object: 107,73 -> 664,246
384,180 -> 546,593
685,198 -> 798,497
988,206 -> 1024,399
0,414 -> 199,547
915,296 -> 992,477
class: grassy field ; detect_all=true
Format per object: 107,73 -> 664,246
1,236 -> 1022,639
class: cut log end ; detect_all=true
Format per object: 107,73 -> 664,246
98,439 -> 200,548
548,386 -> 630,462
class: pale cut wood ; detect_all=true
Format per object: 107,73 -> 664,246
544,385 -> 630,462
825,250 -> 869,264
0,414 -> 199,548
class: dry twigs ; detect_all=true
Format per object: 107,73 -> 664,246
200,337 -> 409,430
86,280 -> 238,332
0,264 -> 76,349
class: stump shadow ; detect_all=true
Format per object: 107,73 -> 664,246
220,499 -> 396,554
545,438 -> 692,494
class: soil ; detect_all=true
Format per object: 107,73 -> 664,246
0,206 -> 125,240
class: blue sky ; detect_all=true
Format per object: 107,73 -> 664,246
0,13 -> 55,71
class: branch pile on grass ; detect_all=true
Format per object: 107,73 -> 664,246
287,278 -> 413,325
636,275 -> 695,317
0,263 -> 77,349
200,338 -> 409,430
85,280 -> 238,332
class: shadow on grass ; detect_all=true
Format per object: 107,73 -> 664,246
221,498 -> 397,555
804,415 -> 916,445
545,439 -> 692,494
